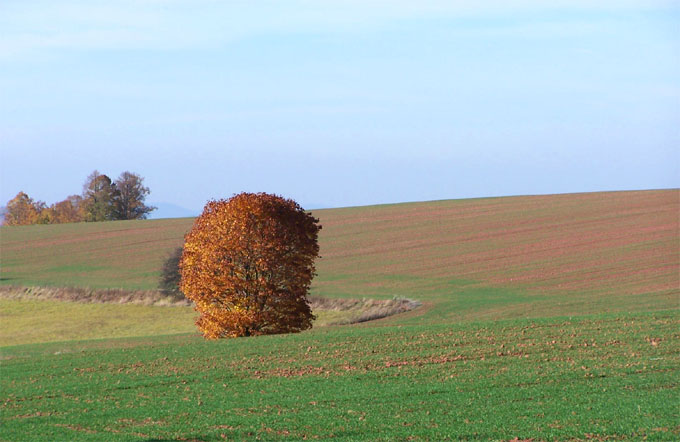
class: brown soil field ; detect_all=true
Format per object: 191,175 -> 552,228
1,189 -> 677,320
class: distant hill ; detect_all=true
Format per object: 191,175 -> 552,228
146,202 -> 198,219
1,189 -> 677,320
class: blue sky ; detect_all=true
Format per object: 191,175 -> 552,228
1,1 -> 678,214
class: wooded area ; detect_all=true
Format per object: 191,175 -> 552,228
2,170 -> 155,225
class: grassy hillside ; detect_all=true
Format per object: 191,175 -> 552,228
0,217 -> 190,290
1,190 -> 678,440
1,190 -> 677,318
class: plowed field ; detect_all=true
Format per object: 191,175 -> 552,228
1,190 -> 677,320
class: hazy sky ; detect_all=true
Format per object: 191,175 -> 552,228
1,1 -> 678,213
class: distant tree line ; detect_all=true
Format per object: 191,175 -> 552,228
2,170 -> 155,226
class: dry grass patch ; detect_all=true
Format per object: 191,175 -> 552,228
308,295 -> 421,324
0,285 -> 189,306
0,286 -> 421,345
0,286 -> 420,324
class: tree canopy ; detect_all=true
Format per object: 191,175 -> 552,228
2,170 -> 155,226
180,192 -> 321,339
113,171 -> 155,220
82,171 -> 117,222
3,192 -> 45,226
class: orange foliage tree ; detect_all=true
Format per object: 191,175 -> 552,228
3,192 -> 45,226
46,195 -> 85,224
180,193 -> 321,339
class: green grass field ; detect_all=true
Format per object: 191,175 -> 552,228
0,298 -> 374,347
0,299 -> 197,346
1,190 -> 678,440
2,311 -> 677,440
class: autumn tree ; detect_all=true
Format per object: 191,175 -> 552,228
35,203 -> 52,224
113,171 -> 155,220
47,195 -> 85,224
81,171 -> 117,222
3,192 -> 45,226
179,193 -> 321,339
3,170 -> 153,225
